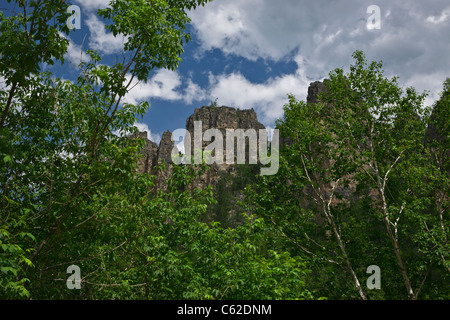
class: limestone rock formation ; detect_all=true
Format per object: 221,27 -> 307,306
185,106 -> 266,160
307,80 -> 327,105
157,130 -> 179,165
131,131 -> 158,175
185,106 -> 265,135
133,105 -> 266,191
185,106 -> 266,178
132,130 -> 178,182
183,105 -> 267,225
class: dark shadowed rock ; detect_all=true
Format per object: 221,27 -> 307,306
185,106 -> 265,136
157,130 -> 178,165
185,105 -> 266,177
134,105 -> 266,191
307,81 -> 326,105
131,131 -> 158,174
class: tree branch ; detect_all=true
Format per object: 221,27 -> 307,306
0,81 -> 17,130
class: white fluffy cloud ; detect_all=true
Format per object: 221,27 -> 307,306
189,0 -> 450,121
183,79 -> 207,104
122,69 -> 207,106
207,57 -> 311,123
85,14 -> 127,55
123,69 -> 182,105
73,0 -> 111,12
189,0 -> 310,62
113,122 -> 161,144
62,33 -> 91,65
189,0 -> 450,67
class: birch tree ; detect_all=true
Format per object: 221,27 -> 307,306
246,51 -> 449,300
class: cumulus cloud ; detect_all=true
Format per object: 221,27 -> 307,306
123,69 -> 207,106
123,69 -> 182,105
113,122 -> 161,144
85,14 -> 127,55
207,57 -> 311,123
73,0 -> 111,12
189,0 -> 354,63
183,79 -> 207,104
189,0 -> 450,116
61,33 -> 91,66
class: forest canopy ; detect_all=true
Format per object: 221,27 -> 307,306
0,0 -> 448,300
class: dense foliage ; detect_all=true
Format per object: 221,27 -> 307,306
245,53 -> 449,300
0,0 -> 313,300
0,1 -> 448,300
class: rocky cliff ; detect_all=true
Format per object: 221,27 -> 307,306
132,104 -> 266,226
133,130 -> 178,176
185,105 -> 266,179
185,106 -> 265,135
132,80 -> 446,227
135,105 -> 266,189
307,80 -> 327,105
131,131 -> 158,175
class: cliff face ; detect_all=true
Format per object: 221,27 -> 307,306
133,130 -> 178,180
134,86 -> 327,188
132,131 -> 158,175
157,130 -> 179,166
185,105 -> 267,190
307,80 -> 327,105
185,106 -> 265,134
133,82 -> 342,191
134,105 -> 266,191
133,80 -> 446,227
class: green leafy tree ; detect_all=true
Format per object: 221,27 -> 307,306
318,52 -> 448,299
0,0 -> 211,298
1,0 -> 314,300
245,51 -> 449,300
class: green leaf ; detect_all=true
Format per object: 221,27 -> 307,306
3,155 -> 12,163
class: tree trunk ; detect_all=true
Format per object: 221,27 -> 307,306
324,204 -> 367,300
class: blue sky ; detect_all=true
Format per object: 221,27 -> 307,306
4,0 -> 450,144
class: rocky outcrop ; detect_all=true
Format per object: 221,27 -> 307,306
131,105 -> 267,226
307,80 -> 327,105
132,130 -> 177,176
131,131 -> 159,175
133,105 -> 266,190
183,106 -> 266,225
185,106 -> 266,176
133,83 -> 331,192
185,106 -> 265,135
157,130 -> 179,165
